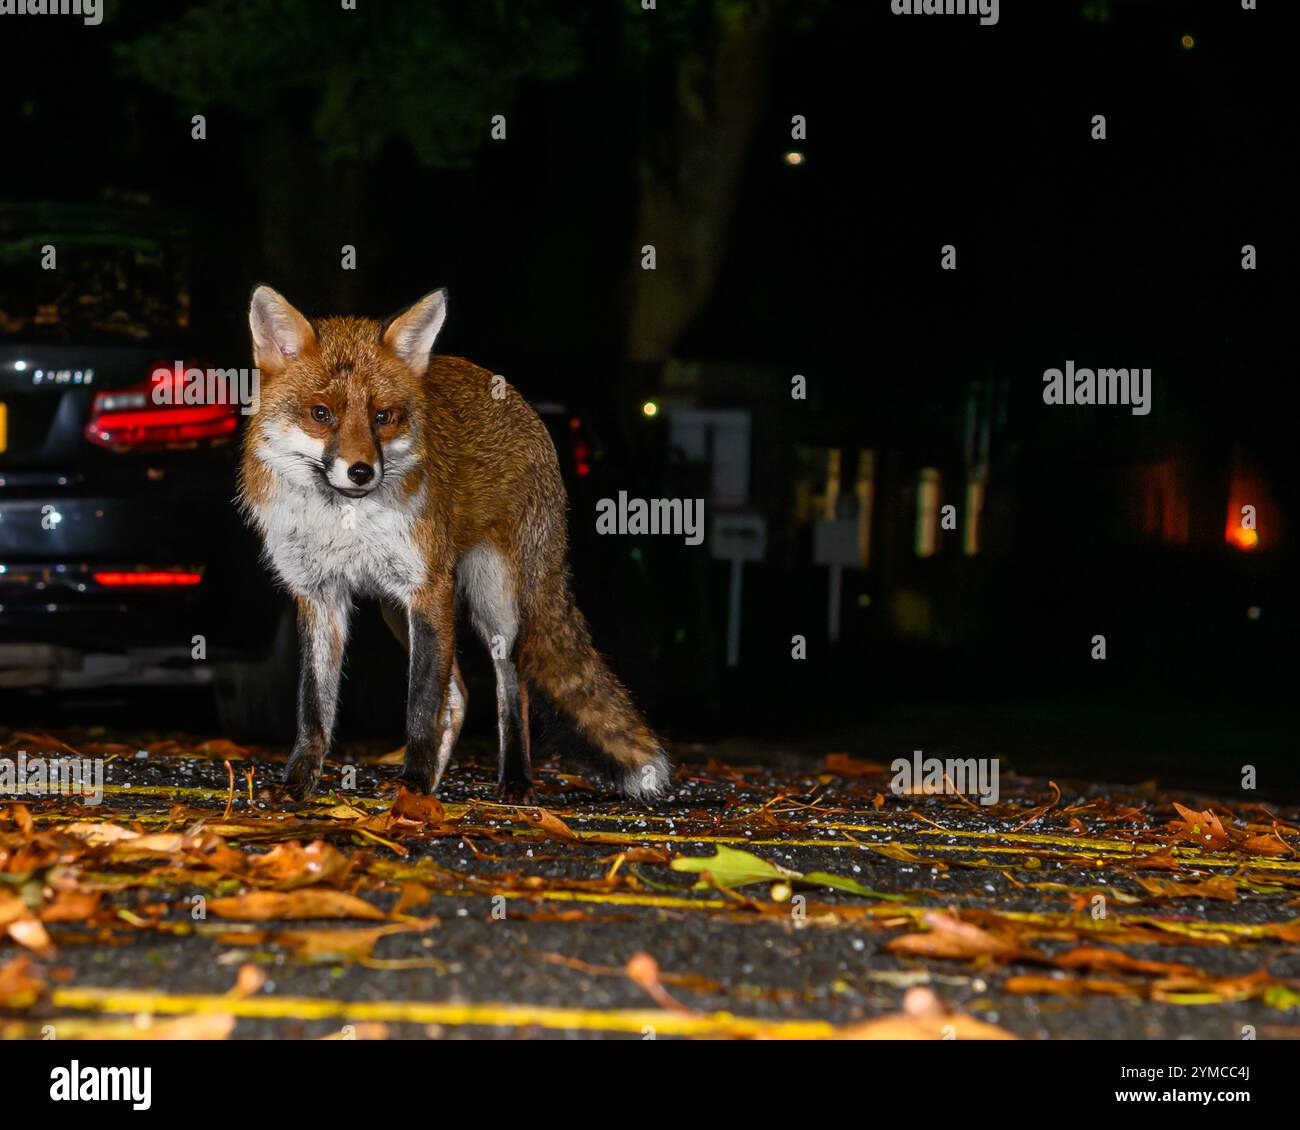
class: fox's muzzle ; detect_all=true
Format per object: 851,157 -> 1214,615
325,454 -> 382,497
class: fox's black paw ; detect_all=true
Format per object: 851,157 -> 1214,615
497,780 -> 535,805
393,767 -> 436,796
280,750 -> 324,803
279,770 -> 320,803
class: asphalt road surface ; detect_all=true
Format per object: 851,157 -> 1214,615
2,729 -> 1298,1040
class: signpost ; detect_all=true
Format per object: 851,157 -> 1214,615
710,512 -> 766,667
814,495 -> 863,643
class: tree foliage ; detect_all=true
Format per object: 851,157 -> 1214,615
113,0 -> 788,169
115,0 -> 587,167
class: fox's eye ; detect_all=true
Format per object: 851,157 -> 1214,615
374,409 -> 395,427
310,405 -> 332,424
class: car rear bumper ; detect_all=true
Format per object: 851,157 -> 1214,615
0,641 -> 213,690
0,491 -> 223,556
0,562 -> 207,645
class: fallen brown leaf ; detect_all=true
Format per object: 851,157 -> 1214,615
1170,802 -> 1229,852
39,890 -> 102,923
0,955 -> 46,1009
219,917 -> 437,961
1052,946 -> 1199,978
5,916 -> 55,956
391,787 -> 446,826
1004,974 -> 1139,999
1135,875 -> 1238,902
517,808 -> 578,842
1238,833 -> 1293,857
226,963 -> 268,999
206,889 -> 386,921
825,754 -> 888,777
834,987 -> 1017,1039
885,911 -> 1022,961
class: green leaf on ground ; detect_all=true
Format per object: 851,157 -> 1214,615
671,845 -> 907,900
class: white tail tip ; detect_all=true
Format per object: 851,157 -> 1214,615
621,750 -> 671,803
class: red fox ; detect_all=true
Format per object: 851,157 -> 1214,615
238,286 -> 670,804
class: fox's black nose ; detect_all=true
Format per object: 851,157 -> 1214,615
347,462 -> 375,485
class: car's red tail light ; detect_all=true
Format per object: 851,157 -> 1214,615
85,363 -> 239,450
92,570 -> 203,587
569,415 -> 592,477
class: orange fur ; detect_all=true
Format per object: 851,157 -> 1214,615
239,288 -> 669,801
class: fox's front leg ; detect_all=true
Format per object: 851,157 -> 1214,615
282,591 -> 351,800
399,578 -> 456,794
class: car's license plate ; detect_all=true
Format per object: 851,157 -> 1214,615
0,402 -> 7,453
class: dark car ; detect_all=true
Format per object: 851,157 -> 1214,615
0,204 -> 295,735
0,203 -> 606,740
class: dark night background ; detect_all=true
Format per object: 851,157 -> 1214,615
0,0 -> 1295,794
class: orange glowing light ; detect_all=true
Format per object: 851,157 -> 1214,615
1227,526 -> 1258,551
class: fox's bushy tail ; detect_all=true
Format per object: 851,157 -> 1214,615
518,575 -> 670,801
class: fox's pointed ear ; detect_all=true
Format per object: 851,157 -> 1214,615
382,288 -> 448,374
249,286 -> 316,373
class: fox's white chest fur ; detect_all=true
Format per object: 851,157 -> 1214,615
253,485 -> 426,602
248,426 -> 426,602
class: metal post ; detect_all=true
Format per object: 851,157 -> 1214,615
828,562 -> 842,643
726,556 -> 744,666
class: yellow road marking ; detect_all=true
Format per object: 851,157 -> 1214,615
72,864 -> 1300,940
439,887 -> 729,911
48,986 -> 834,1038
39,787 -> 1300,873
459,890 -> 1300,941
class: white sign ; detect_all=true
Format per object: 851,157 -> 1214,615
711,512 -> 766,561
668,408 -> 750,509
